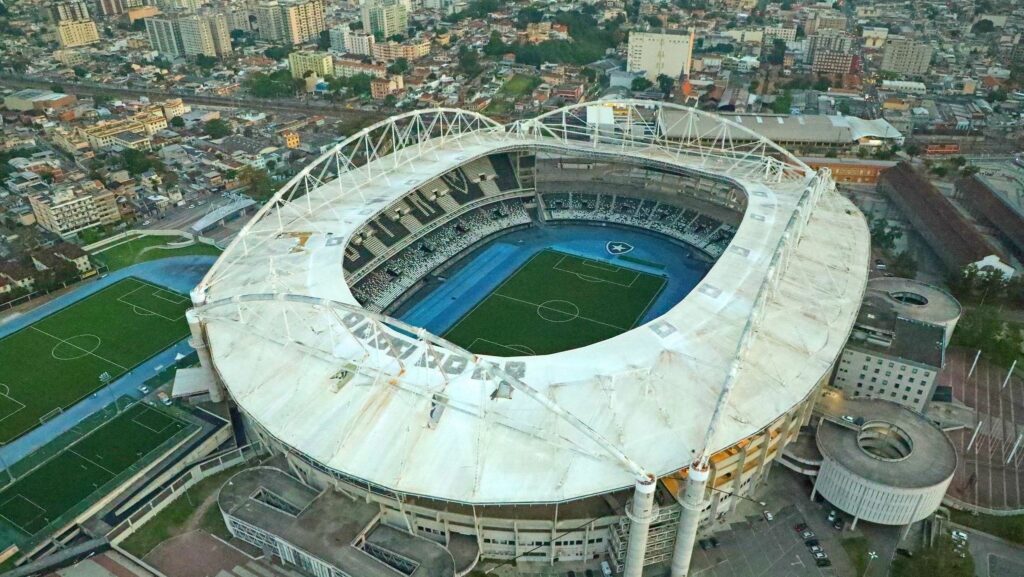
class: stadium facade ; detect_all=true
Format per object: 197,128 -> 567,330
187,101 -> 870,576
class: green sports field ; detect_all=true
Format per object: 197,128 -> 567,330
0,278 -> 190,444
443,249 -> 666,356
0,403 -> 191,539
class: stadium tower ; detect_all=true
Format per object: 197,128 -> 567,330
184,101 -> 869,577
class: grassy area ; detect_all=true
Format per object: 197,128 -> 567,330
949,509 -> 1024,545
840,536 -> 870,577
120,465 -> 244,558
0,278 -> 191,443
499,74 -> 541,97
93,237 -> 222,272
891,537 -> 973,577
443,249 -> 666,356
0,403 -> 191,543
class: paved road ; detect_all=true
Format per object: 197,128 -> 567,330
955,524 -> 1024,577
0,75 -> 385,122
0,256 -> 216,469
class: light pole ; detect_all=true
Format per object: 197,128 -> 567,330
863,550 -> 878,577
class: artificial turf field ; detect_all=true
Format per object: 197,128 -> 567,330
0,278 -> 190,444
443,249 -> 667,356
0,403 -> 190,538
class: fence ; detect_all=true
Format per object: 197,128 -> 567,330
107,442 -> 265,545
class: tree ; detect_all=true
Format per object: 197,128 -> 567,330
239,166 -> 275,201
458,46 -> 482,77
387,57 -> 410,75
904,142 -> 921,157
767,38 -> 786,65
837,100 -> 851,115
771,90 -> 793,113
195,54 -> 217,69
869,216 -> 902,250
73,65 -> 88,78
657,74 -> 675,97
889,250 -> 918,279
170,116 -> 185,128
317,30 -> 331,50
891,537 -> 972,577
971,19 -> 995,34
263,45 -> 292,61
49,83 -> 64,93
204,118 -> 232,139
631,76 -> 653,91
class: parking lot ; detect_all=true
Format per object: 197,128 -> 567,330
688,504 -> 852,577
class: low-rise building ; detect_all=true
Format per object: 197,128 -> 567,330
288,50 -> 334,79
370,75 -> 404,99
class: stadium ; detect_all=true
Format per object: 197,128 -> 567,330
188,100 -> 870,576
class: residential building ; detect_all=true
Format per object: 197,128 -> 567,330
804,11 -> 846,36
807,29 -> 854,60
335,57 -> 387,78
812,50 -> 855,74
762,26 -> 796,43
57,19 -> 100,47
372,38 -> 429,61
861,26 -> 888,49
29,185 -> 121,237
880,36 -> 933,76
282,0 -> 325,45
255,0 -> 286,42
80,118 -> 157,149
52,1 -> 90,22
626,29 -> 695,82
288,51 -> 333,79
370,75 -> 403,99
161,98 -> 190,120
177,13 -> 233,58
361,0 -> 408,39
342,29 -> 375,56
97,0 -> 143,17
146,16 -> 184,58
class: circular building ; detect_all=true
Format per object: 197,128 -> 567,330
864,277 -> 962,346
813,397 -> 957,528
187,101 -> 870,574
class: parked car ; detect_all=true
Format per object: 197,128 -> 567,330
809,545 -> 823,554
896,548 -> 913,558
827,510 -> 837,522
833,519 -> 844,531
763,510 -> 774,522
138,385 -> 150,394
816,559 -> 832,568
805,539 -> 819,547
813,552 -> 828,560
157,391 -> 172,406
841,415 -> 856,424
801,530 -> 815,540
699,539 -> 710,550
708,537 -> 720,548
951,530 -> 968,542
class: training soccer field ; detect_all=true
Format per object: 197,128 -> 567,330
443,249 -> 667,356
0,403 -> 191,539
0,278 -> 191,444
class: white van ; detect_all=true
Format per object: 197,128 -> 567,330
600,561 -> 613,577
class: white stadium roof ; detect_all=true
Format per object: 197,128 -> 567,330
193,101 -> 870,505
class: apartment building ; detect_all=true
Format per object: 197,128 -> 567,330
370,75 -> 404,99
255,0 -> 286,42
626,29 -> 695,82
29,185 -> 121,237
79,118 -> 160,150
52,1 -> 91,21
361,0 -> 408,39
880,36 -> 933,76
57,19 -> 100,48
288,51 -> 334,79
283,0 -> 325,45
371,38 -> 429,61
146,16 -> 183,57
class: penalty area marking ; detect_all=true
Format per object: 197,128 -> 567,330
116,286 -> 186,322
551,254 -> 639,288
0,494 -> 46,536
468,338 -> 537,356
0,384 -> 26,424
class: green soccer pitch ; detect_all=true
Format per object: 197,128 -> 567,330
0,278 -> 191,444
443,249 -> 667,356
0,403 -> 191,539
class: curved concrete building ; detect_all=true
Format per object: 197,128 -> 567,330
812,397 -> 956,528
865,277 -> 962,346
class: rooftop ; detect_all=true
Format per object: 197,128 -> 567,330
815,395 -> 957,489
219,467 -> 456,577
